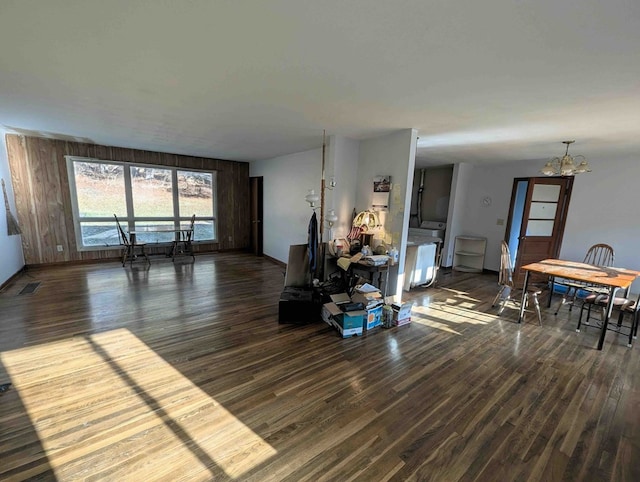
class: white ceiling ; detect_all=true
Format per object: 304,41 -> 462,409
1,0 -> 639,167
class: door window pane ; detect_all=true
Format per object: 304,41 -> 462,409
529,202 -> 558,220
526,220 -> 554,236
531,184 -> 561,202
74,162 -> 126,217
178,170 -> 214,217
131,167 -> 174,217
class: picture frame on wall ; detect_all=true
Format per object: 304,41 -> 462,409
372,175 -> 391,210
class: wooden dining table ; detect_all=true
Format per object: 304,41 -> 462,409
519,259 -> 640,350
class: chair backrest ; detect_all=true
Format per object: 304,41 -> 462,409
185,214 -> 196,241
114,214 -> 131,247
583,243 -> 614,267
498,241 -> 514,288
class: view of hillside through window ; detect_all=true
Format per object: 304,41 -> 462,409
69,159 -> 216,248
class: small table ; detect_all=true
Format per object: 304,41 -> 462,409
520,259 -> 640,350
129,225 -> 194,260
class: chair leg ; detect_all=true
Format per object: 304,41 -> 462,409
492,286 -> 506,307
554,288 -> 573,315
123,246 -> 133,267
577,303 -> 586,332
141,245 -> 150,265
497,288 -> 511,315
532,293 -> 542,326
627,312 -> 634,347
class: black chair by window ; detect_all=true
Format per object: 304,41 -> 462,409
172,214 -> 196,261
553,243 -> 614,316
492,241 -> 545,325
114,214 -> 149,267
576,291 -> 640,347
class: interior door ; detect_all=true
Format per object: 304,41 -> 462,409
250,176 -> 263,256
505,177 -> 574,287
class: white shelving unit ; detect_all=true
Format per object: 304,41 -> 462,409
452,236 -> 487,273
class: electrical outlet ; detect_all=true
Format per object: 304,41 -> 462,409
496,218 -> 505,226
56,245 -> 63,252
228,236 -> 233,242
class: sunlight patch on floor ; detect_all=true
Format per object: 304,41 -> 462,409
413,303 -> 498,328
1,328 -> 276,480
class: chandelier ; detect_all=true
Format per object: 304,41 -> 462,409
541,140 -> 591,176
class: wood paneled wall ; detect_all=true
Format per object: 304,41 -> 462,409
5,135 -> 250,265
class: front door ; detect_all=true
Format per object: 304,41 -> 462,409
505,177 -> 574,287
250,176 -> 263,256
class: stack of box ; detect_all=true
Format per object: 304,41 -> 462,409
351,283 -> 384,331
321,286 -> 409,337
321,293 -> 366,338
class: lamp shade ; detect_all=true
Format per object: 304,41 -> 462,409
325,209 -> 338,226
353,210 -> 380,231
304,189 -> 320,207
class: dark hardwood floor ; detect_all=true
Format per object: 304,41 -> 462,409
1,252 -> 638,481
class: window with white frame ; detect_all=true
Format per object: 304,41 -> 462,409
66,157 -> 217,250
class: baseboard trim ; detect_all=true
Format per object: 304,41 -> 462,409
0,265 -> 27,292
264,254 -> 286,269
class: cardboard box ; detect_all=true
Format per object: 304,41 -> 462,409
336,324 -> 363,338
392,302 -> 413,321
351,292 -> 384,310
321,302 -> 343,324
365,305 -> 383,330
334,310 -> 365,338
394,316 -> 411,326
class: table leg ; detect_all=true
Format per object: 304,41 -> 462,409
518,270 -> 530,323
547,276 -> 554,308
597,286 -> 619,350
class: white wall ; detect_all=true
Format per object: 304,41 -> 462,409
442,162 -> 475,268
357,129 -> 417,296
250,148 -> 322,263
250,136 -> 361,264
457,157 -> 640,290
0,133 -> 25,286
327,135 -> 359,239
249,129 -> 417,294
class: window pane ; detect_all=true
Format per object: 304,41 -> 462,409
74,162 -> 126,217
80,222 -> 121,246
131,221 -> 177,244
178,171 -> 214,217
131,167 -> 174,217
194,220 -> 215,241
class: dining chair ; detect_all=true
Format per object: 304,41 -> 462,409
173,214 -> 196,261
492,241 -> 544,324
114,214 -> 149,267
576,291 -> 639,347
553,243 -> 614,316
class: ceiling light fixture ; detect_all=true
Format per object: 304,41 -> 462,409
541,140 -> 591,176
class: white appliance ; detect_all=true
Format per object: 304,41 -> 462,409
404,221 -> 446,290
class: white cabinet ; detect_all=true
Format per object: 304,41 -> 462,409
453,236 -> 486,273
